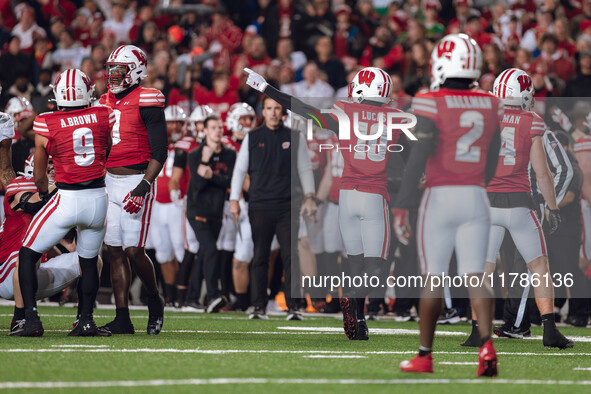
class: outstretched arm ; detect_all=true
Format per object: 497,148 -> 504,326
244,68 -> 340,132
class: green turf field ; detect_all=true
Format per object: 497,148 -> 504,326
0,304 -> 590,393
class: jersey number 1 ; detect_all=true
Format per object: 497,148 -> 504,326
73,127 -> 95,167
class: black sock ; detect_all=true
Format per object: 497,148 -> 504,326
418,348 -> 432,357
79,256 -> 99,316
13,306 -> 25,321
165,284 -> 177,301
18,247 -> 42,313
76,279 -> 83,320
480,335 -> 491,347
541,313 -> 556,329
472,320 -> 479,331
176,288 -> 187,303
147,292 -> 161,309
236,293 -> 249,310
356,298 -> 366,320
115,307 -> 130,321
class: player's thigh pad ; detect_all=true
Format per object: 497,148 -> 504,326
151,202 -> 174,263
37,252 -> 81,299
216,201 -> 237,251
119,174 -> 156,250
0,252 -> 18,299
24,192 -> 76,253
486,207 -> 509,263
70,188 -> 108,258
581,199 -> 591,260
234,206 -> 254,262
323,202 -> 344,253
104,172 -> 126,247
454,187 -> 490,275
508,207 -> 547,263
184,217 -> 199,254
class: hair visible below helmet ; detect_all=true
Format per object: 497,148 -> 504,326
348,67 -> 392,103
5,96 -> 34,123
226,103 -> 255,134
493,68 -> 534,111
105,45 -> 148,94
189,105 -> 214,123
53,69 -> 94,108
430,33 -> 482,90
164,105 -> 187,122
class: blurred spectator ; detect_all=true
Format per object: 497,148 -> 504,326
72,9 -> 94,48
423,0 -> 444,40
0,36 -> 35,89
129,4 -> 156,43
360,25 -> 394,67
446,0 -> 482,34
292,0 -> 335,58
466,15 -> 494,49
103,1 -> 133,45
7,73 -> 35,102
193,70 -> 240,122
555,18 -> 576,58
333,4 -> 365,59
51,29 -> 90,70
237,35 -> 271,77
335,67 -> 359,98
390,74 -> 411,109
90,43 -> 108,71
482,43 -> 508,76
314,36 -> 346,90
564,51 -> 591,97
275,38 -> 307,74
30,68 -> 55,114
41,0 -> 77,27
0,0 -> 17,30
0,13 -> 11,49
34,37 -> 53,69
206,9 -> 243,69
48,17 -> 67,46
532,33 -> 575,83
134,21 -> 158,54
403,41 -> 429,92
281,61 -> 334,108
514,47 -> 533,71
571,0 -> 591,38
260,0 -> 294,58
521,10 -> 554,53
12,4 -> 47,53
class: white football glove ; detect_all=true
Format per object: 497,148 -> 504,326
243,68 -> 268,92
170,189 -> 183,207
551,107 -> 572,132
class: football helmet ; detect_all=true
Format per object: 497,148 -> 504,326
5,96 -> 34,123
430,33 -> 482,89
53,69 -> 94,108
21,153 -> 55,183
226,103 -> 255,134
189,105 -> 214,123
105,45 -> 148,94
348,67 -> 392,103
493,68 -> 534,111
164,105 -> 187,142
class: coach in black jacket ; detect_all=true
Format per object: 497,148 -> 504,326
187,116 -> 236,313
229,97 -> 316,320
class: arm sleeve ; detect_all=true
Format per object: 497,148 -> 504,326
173,149 -> 187,169
297,132 -> 315,195
139,107 -> 168,165
265,85 -> 341,132
230,134 -> 250,200
543,130 -> 573,205
394,116 -> 439,209
485,126 -> 501,185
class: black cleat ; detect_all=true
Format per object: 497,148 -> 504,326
461,321 -> 481,347
70,317 -> 112,337
494,325 -> 531,339
565,315 -> 588,327
354,319 -> 369,340
147,295 -> 164,335
437,308 -> 461,325
10,312 -> 44,337
100,318 -> 135,334
543,327 -> 574,349
340,298 -> 357,340
286,309 -> 304,321
8,319 -> 25,336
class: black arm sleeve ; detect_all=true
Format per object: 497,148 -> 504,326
484,126 -> 501,186
265,85 -> 341,132
139,107 -> 168,165
394,116 -> 439,209
173,148 -> 187,169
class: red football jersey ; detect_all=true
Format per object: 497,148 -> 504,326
487,109 -> 545,193
330,100 -> 403,201
173,136 -> 200,198
411,89 -> 502,188
99,87 -> 165,168
0,176 -> 37,263
574,135 -> 591,154
221,135 -> 243,152
327,134 -> 344,204
33,106 -> 114,184
155,144 -> 176,204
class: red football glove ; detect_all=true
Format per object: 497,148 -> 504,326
392,208 -> 412,246
123,179 -> 151,214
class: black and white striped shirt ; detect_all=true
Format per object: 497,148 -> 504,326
529,129 -> 573,205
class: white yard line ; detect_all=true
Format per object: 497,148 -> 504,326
574,368 -> 591,371
439,362 -> 479,365
303,355 -> 367,359
50,345 -> 109,348
1,378 -> 591,389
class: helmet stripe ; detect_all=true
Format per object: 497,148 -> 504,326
501,69 -> 517,99
66,69 -> 71,102
496,69 -> 509,97
70,69 -> 76,102
377,69 -> 388,97
459,36 -> 471,70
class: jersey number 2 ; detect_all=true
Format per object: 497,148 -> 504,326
73,127 -> 95,167
456,111 -> 484,163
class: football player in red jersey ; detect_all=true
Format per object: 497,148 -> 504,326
150,105 -> 187,305
461,68 -> 573,349
393,34 -> 501,376
243,66 -> 406,339
99,45 -> 168,335
15,69 -> 113,337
